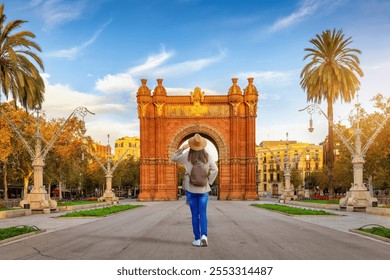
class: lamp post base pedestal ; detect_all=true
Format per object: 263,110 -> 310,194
279,190 -> 296,201
100,190 -> 119,203
339,189 -> 378,212
19,188 -> 57,213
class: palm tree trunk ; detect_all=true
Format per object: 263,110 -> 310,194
327,98 -> 335,198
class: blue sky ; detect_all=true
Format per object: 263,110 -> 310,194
3,0 -> 390,149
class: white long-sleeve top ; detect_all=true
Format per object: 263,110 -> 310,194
171,148 -> 218,194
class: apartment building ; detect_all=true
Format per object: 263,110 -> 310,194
114,136 -> 140,161
256,140 -> 323,197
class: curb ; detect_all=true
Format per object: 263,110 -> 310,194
349,229 -> 390,243
0,229 -> 46,246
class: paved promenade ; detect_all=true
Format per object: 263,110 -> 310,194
0,197 -> 390,259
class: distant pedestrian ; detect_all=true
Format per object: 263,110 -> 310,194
171,134 -> 218,247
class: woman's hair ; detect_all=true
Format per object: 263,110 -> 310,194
188,149 -> 209,164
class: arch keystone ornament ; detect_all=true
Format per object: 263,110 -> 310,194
136,78 -> 259,201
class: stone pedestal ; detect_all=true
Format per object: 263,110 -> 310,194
280,189 -> 296,201
20,187 -> 57,213
339,189 -> 378,212
100,190 -> 119,202
99,174 -> 118,202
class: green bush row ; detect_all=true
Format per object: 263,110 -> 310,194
0,226 -> 39,240
251,203 -> 335,215
59,204 -> 142,217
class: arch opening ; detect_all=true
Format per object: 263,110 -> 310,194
174,134 -> 220,198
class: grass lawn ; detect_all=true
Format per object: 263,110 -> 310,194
0,207 -> 18,211
251,203 -> 336,215
0,226 -> 39,240
59,204 -> 142,217
57,201 -> 104,206
296,199 -> 339,204
359,227 -> 390,239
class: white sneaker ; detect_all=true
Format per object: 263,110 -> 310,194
192,239 -> 201,246
200,235 -> 208,247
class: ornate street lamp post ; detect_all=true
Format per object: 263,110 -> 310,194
84,134 -> 129,202
0,106 -> 94,212
300,101 -> 389,211
266,133 -> 311,201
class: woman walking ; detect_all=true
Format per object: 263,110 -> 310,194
171,134 -> 218,247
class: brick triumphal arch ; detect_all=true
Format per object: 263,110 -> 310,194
136,78 -> 259,201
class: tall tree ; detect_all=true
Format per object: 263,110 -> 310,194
0,3 -> 44,109
360,94 -> 390,194
300,29 -> 363,197
0,102 -> 35,199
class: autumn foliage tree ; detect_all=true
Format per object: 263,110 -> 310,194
0,102 -> 35,199
0,102 -> 91,200
327,94 -> 389,196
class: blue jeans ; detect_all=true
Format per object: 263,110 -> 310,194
186,191 -> 208,240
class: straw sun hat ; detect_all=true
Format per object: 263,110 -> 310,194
188,133 -> 207,151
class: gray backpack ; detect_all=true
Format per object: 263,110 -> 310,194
190,160 -> 208,187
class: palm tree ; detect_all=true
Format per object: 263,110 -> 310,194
0,3 -> 45,110
300,28 -> 363,197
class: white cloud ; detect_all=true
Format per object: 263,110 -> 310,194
30,0 -> 89,30
46,19 -> 112,59
94,48 -> 174,95
87,120 -> 140,147
258,93 -> 281,101
129,48 -> 175,75
27,0 -> 44,8
95,48 -> 226,95
40,73 -> 136,144
95,73 -> 139,95
236,70 -> 295,85
41,74 -> 103,113
151,50 -> 226,78
268,0 -> 320,32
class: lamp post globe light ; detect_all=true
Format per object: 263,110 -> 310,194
0,105 -> 94,212
300,101 -> 389,211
